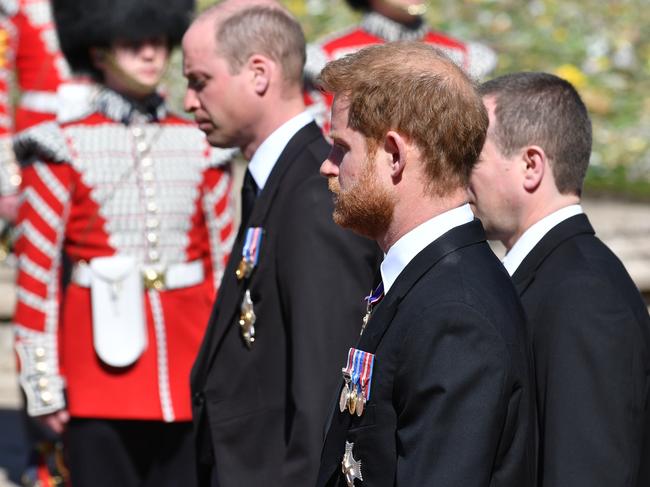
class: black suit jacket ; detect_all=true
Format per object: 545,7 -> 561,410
190,122 -> 381,487
512,213 -> 650,487
317,220 -> 536,486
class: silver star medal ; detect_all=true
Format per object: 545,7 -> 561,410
341,441 -> 363,486
238,289 -> 256,348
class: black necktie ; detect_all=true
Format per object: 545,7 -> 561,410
241,168 -> 258,228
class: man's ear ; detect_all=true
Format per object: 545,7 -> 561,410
522,145 -> 546,192
247,54 -> 272,95
383,130 -> 408,181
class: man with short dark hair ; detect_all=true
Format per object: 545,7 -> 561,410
317,41 -> 535,487
183,2 -> 380,485
469,71 -> 650,487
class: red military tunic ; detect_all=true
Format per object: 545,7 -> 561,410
304,11 -> 497,130
13,87 -> 234,422
0,0 -> 72,196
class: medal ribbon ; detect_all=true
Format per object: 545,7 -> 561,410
361,351 -> 375,400
343,348 -> 355,376
351,349 -> 364,393
365,281 -> 384,307
243,227 -> 263,267
343,348 -> 376,402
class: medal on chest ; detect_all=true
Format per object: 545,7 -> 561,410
236,227 -> 264,348
340,348 -> 375,416
361,282 -> 384,335
236,227 -> 264,280
342,441 -> 363,486
239,289 -> 256,348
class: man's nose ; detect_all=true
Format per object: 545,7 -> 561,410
320,158 -> 339,177
139,43 -> 157,59
184,89 -> 198,113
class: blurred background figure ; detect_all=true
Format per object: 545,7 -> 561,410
11,0 -> 234,485
303,0 -> 496,129
0,2 -> 84,485
0,0 -> 86,225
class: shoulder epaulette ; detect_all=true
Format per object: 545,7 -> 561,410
305,25 -> 362,80
209,147 -> 237,168
465,41 -> 498,80
13,122 -> 72,166
0,0 -> 18,16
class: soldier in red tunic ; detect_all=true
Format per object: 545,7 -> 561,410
0,0 -> 81,221
304,0 -> 497,130
12,0 -> 234,485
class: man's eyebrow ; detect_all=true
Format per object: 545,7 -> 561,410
184,69 -> 207,79
329,132 -> 348,145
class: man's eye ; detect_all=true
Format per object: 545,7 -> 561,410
335,142 -> 349,153
189,78 -> 206,91
329,144 -> 347,163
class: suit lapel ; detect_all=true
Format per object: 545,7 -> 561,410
247,121 -> 323,227
319,220 -> 487,480
194,122 -> 325,386
512,213 -> 595,295
357,219 -> 487,352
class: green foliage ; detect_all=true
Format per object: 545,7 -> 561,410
189,0 -> 650,196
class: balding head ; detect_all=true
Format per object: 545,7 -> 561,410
188,0 -> 305,87
319,41 -> 488,195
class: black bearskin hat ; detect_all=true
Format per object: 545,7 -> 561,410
346,0 -> 428,13
53,0 -> 196,77
346,0 -> 370,10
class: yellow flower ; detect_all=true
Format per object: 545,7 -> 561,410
554,64 -> 588,89
627,137 -> 647,153
553,28 -> 568,42
284,0 -> 306,16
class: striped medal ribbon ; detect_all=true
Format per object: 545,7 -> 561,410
235,227 -> 263,280
340,348 -> 375,416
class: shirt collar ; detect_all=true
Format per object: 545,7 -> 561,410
502,204 -> 583,276
248,111 -> 314,191
380,204 -> 474,294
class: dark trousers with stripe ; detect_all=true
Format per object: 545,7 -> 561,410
66,418 -> 197,487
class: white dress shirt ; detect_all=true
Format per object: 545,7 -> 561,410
502,204 -> 583,276
380,204 -> 475,294
247,111 -> 314,191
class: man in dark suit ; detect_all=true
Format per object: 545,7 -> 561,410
317,42 -> 535,486
182,2 -> 380,486
469,71 -> 650,487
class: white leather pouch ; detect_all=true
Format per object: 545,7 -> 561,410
89,255 -> 147,367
